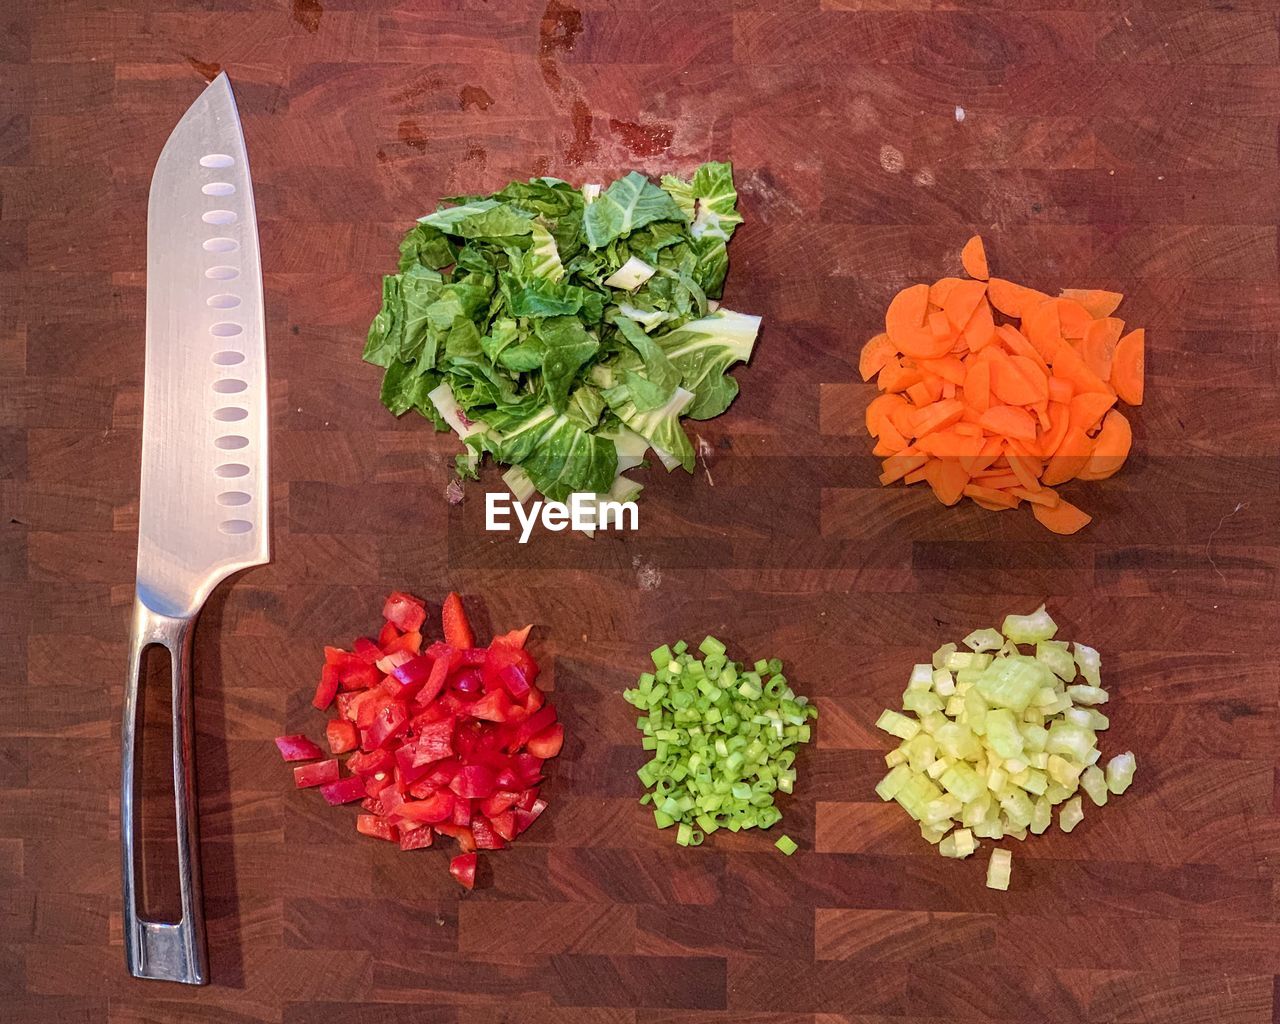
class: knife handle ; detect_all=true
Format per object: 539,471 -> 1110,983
121,598 -> 208,985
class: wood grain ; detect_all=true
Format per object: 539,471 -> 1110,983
3,0 -> 1279,1020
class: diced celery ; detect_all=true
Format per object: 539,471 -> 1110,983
902,690 -> 945,716
922,794 -> 964,824
946,651 -> 993,672
964,689 -> 989,734
944,695 -> 966,718
934,721 -> 981,761
1001,604 -> 1058,644
925,756 -> 952,780
1073,643 -> 1101,687
904,733 -> 937,773
1059,795 -> 1084,832
1020,722 -> 1049,752
1046,721 -> 1096,762
1006,825 -> 1028,841
939,762 -> 985,803
939,827 -> 978,858
1045,780 -> 1076,804
963,627 -> 1004,652
885,747 -> 908,768
1029,797 -> 1051,835
976,656 -> 1050,713
1027,752 -> 1049,770
1080,765 -> 1108,806
985,848 -> 1013,890
961,794 -> 991,827
1036,641 -> 1076,681
876,709 -> 920,741
908,663 -> 934,690
1000,789 -> 1034,828
972,818 -> 1004,840
933,669 -> 956,696
986,763 -> 1008,794
920,821 -> 950,845
932,643 -> 957,670
1005,761 -> 1029,779
985,709 -> 1025,760
1046,754 -> 1083,786
1066,684 -> 1108,706
1105,751 -> 1136,795
774,834 -> 798,856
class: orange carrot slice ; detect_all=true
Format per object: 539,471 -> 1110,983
1055,298 -> 1094,340
943,279 -> 987,332
929,277 -> 963,308
988,277 -> 1049,320
1047,375 -> 1074,405
903,466 -> 930,485
978,404 -> 1037,441
1060,288 -> 1123,319
880,452 -> 928,485
960,235 -> 990,280
1067,392 -> 1117,434
996,324 -> 1048,373
962,298 -> 998,351
1050,339 -> 1113,396
859,333 -> 898,382
1076,409 -> 1132,481
963,484 -> 1020,509
1032,498 -> 1092,535
1022,300 -> 1063,361
1034,401 -> 1070,458
1080,317 -> 1124,380
1011,485 -> 1061,508
885,283 -> 929,337
865,393 -> 907,437
1041,427 -> 1092,486
878,358 -> 924,394
1111,328 -> 1145,405
912,398 -> 965,439
964,359 -> 992,413
919,355 -> 967,386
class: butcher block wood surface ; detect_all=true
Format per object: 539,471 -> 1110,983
4,0 -> 1280,1021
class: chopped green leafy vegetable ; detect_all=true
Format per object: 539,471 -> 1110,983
873,604 -> 1137,890
364,165 -> 758,506
623,638 -> 818,848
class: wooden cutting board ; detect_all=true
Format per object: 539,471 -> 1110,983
4,1 -> 1278,1021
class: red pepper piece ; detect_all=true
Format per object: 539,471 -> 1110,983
470,816 -> 506,850
294,758 -> 339,788
339,660 -> 381,691
451,796 -> 473,827
488,809 -> 517,842
516,787 -> 540,812
352,637 -> 382,664
483,642 -> 538,699
361,795 -> 387,816
347,748 -> 395,777
398,824 -> 433,851
326,720 -> 358,755
386,653 -> 434,700
393,743 -> 432,788
455,647 -> 488,668
526,724 -> 564,759
480,790 -> 521,818
449,852 -> 477,890
275,734 -> 326,762
450,763 -> 498,800
383,591 -> 427,633
436,823 -> 477,854
319,774 -> 367,805
512,753 -> 545,786
312,664 -> 340,711
355,692 -> 390,730
506,705 -> 557,752
413,718 -> 455,767
395,789 -> 455,825
492,624 -> 532,649
377,621 -> 400,648
442,592 -> 474,650
356,814 -> 398,842
513,797 -> 548,835
469,689 -> 512,723
412,647 -> 457,710
364,699 -> 409,750
382,630 -> 422,656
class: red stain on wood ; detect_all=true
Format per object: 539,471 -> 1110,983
538,0 -> 582,89
609,118 -> 675,158
565,98 -> 596,166
184,55 -> 221,82
397,119 -> 428,152
291,0 -> 323,33
459,85 -> 494,111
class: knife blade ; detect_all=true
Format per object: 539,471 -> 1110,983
121,71 -> 269,986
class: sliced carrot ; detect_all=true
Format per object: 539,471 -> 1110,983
859,333 -> 898,382
953,422 -> 983,438
916,429 -> 983,458
965,436 -> 1005,476
903,466 -> 930,485
906,381 -> 933,407
888,402 -> 918,438
963,484 -> 1020,510
1005,449 -> 1043,492
987,277 -> 1049,320
1041,427 -> 1092,486
925,458 -> 970,506
978,404 -> 1037,442
1011,485 -> 1060,508
1067,391 -> 1117,435
960,235 -> 990,280
885,283 -> 929,337
1055,298 -> 1094,340
1076,409 -> 1132,481
1050,339 -> 1113,396
929,277 -> 963,308
1047,375 -> 1074,405
1060,288 -> 1123,319
1111,328 -> 1145,405
872,416 -> 909,454
1032,498 -> 1092,535
972,472 -> 1021,490
962,298 -> 998,351
964,359 -> 992,413
1080,317 -> 1124,381
865,393 -> 907,437
1022,300 -> 1063,361
878,358 -> 924,394
989,352 -> 1049,406
1034,401 -> 1070,458
919,355 -> 967,387
943,279 -> 987,332
996,324 -> 1048,373
880,452 -> 928,485
912,398 -> 965,439
928,310 -> 953,341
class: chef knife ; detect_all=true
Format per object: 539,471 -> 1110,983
121,72 -> 269,985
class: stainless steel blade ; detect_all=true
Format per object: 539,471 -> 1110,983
137,71 -> 269,619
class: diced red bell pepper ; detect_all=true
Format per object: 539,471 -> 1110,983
399,824 -> 433,850
492,624 -> 532,649
347,748 -> 395,777
326,719 -> 358,755
361,795 -> 387,815
483,642 -> 538,699
442,592 -> 474,649
470,815 -> 506,850
450,763 -> 498,800
383,591 -> 427,633
320,774 -> 368,805
526,724 -> 564,759
412,647 -> 457,709
363,699 -> 409,750
395,789 -> 455,824
294,758 -> 339,788
507,705 -> 557,752
385,653 -> 434,701
356,814 -> 398,842
353,637 -> 382,663
517,787 -> 540,812
449,851 -> 477,890
393,742 -> 433,787
275,734 -> 326,762
356,692 -> 391,730
339,660 -> 381,691
513,797 -> 548,835
480,790 -> 521,818
512,753 -> 545,786
451,668 -> 484,696
382,630 -> 422,656
375,649 -> 414,676
436,823 -> 476,854
456,647 -> 489,667
413,718 -> 455,767
378,620 -> 401,648
488,809 -> 517,842
469,688 -> 512,723
451,796 -> 473,827
313,664 -> 340,710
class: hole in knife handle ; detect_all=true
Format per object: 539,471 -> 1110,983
202,182 -> 235,196
213,407 -> 247,422
207,294 -> 240,309
212,351 -> 244,366
202,209 -> 237,226
206,266 -> 239,281
215,435 -> 248,450
217,490 -> 251,506
203,237 -> 238,253
212,379 -> 246,395
210,323 -> 243,338
199,153 -> 234,168
219,519 -> 253,535
215,463 -> 249,478
132,643 -> 183,924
